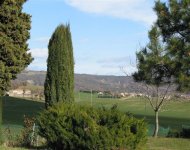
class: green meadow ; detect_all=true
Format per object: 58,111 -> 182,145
1,94 -> 190,149
2,93 -> 190,135
75,92 -> 190,131
2,93 -> 190,125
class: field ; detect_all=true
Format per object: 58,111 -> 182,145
1,93 -> 190,149
75,93 -> 190,132
2,93 -> 190,133
145,137 -> 190,150
1,138 -> 190,150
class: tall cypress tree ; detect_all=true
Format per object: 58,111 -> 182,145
0,0 -> 32,140
44,24 -> 74,108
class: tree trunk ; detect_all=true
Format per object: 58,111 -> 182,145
153,110 -> 159,138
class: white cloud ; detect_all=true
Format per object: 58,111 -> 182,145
97,56 -> 129,64
120,65 -> 137,76
34,37 -> 50,43
29,48 -> 48,58
28,59 -> 47,71
75,63 -> 121,75
75,55 -> 137,76
65,0 -> 156,25
75,62 -> 136,76
28,48 -> 48,70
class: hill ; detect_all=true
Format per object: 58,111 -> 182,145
12,70 -> 142,93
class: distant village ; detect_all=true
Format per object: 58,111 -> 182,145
7,89 -> 44,100
7,86 -> 190,101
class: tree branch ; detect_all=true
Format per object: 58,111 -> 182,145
145,83 -> 156,111
157,83 -> 171,111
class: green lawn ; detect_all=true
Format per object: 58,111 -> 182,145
75,93 -> 190,130
146,137 -> 190,150
2,93 -> 190,133
2,97 -> 44,125
1,138 -> 190,150
1,94 -> 190,149
0,146 -> 27,150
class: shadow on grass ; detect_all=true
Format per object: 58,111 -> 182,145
2,96 -> 190,134
135,114 -> 190,130
2,96 -> 45,125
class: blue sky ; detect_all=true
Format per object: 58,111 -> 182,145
23,0 -> 159,75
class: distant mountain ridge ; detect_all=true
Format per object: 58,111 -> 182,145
13,70 -> 141,93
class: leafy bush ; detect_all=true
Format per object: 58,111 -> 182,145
181,127 -> 190,138
0,128 -> 3,145
17,116 -> 37,147
167,127 -> 190,139
167,129 -> 181,138
38,103 -> 147,150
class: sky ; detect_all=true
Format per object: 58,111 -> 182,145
23,0 -> 159,76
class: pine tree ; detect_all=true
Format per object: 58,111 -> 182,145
44,24 -> 74,108
0,0 -> 32,139
133,25 -> 173,137
154,0 -> 190,91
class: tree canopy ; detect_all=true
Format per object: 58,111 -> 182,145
133,25 -> 172,86
0,0 -> 33,96
133,25 -> 173,137
44,24 -> 74,108
133,0 -> 190,137
154,0 -> 190,91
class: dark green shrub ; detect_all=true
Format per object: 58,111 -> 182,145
181,127 -> 190,138
167,129 -> 181,138
38,103 -> 147,150
98,106 -> 147,149
167,127 -> 190,139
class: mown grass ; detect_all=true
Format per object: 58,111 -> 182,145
1,138 -> 190,150
0,146 -> 27,150
2,93 -> 190,131
146,137 -> 190,150
2,96 -> 44,125
1,94 -> 190,149
75,92 -> 190,130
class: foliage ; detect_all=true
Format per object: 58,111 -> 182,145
167,129 -> 181,138
38,103 -> 147,150
133,25 -> 173,137
3,126 -> 19,147
154,0 -> 190,91
133,25 -> 172,86
17,115 -> 36,147
167,127 -> 190,139
0,0 -> 33,96
3,96 -> 190,135
0,0 -> 32,140
44,24 -> 74,108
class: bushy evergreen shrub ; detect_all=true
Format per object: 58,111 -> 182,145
167,127 -> 190,139
167,129 -> 181,138
38,103 -> 147,150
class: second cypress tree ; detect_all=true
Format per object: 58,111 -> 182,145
44,24 -> 74,108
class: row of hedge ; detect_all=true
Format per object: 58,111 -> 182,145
38,103 -> 147,150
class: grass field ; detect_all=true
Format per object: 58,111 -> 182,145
2,93 -> 190,132
1,94 -> 190,149
146,138 -> 190,150
2,97 -> 44,125
0,146 -> 27,150
0,138 -> 190,150
75,92 -> 190,130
